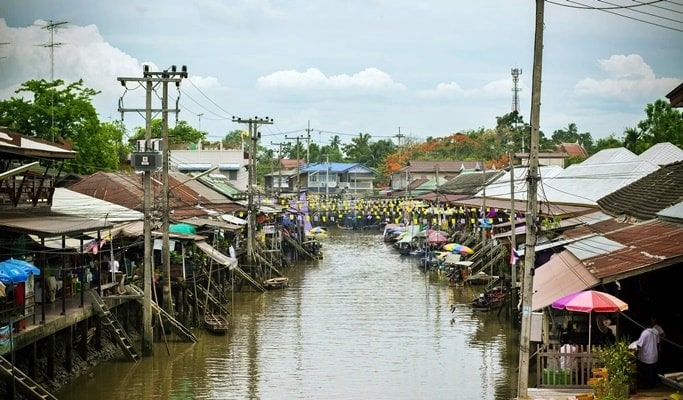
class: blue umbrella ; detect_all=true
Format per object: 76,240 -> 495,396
0,260 -> 29,285
4,258 -> 41,276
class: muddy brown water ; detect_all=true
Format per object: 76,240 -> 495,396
57,228 -> 520,399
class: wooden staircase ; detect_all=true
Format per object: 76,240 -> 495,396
88,290 -> 141,362
231,264 -> 267,292
282,234 -> 319,260
127,284 -> 198,343
196,284 -> 231,316
0,356 -> 58,400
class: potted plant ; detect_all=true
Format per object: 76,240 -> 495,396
592,339 -> 636,400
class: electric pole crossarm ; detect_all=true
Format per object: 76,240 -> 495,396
233,116 -> 274,264
116,65 -> 188,357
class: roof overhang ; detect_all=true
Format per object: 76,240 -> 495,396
195,240 -> 237,270
532,250 -> 599,311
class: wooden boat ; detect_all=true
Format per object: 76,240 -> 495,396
204,313 -> 229,334
470,287 -> 507,312
263,276 -> 289,289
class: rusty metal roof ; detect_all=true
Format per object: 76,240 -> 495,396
68,171 -> 245,220
0,128 -> 76,160
579,220 -> 683,283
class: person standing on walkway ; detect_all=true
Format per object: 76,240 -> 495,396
631,318 -> 660,389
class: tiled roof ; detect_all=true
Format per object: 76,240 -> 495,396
597,160 -> 683,221
441,170 -> 501,195
406,160 -> 481,172
280,159 -> 305,169
558,143 -> 588,157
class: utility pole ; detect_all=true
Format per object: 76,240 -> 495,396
395,127 -> 405,192
40,20 -> 67,142
197,113 -> 204,131
509,67 -> 522,325
118,64 -> 187,356
482,161 -> 487,244
304,120 -> 312,164
271,141 -> 286,196
285,134 -> 306,193
517,1 -> 544,398
234,116 -> 274,264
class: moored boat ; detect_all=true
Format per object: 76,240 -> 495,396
204,313 -> 229,334
470,286 -> 507,312
264,276 -> 289,289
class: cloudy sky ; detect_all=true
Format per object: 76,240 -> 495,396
0,0 -> 681,149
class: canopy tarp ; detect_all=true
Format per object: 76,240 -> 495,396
195,240 -> 237,270
532,250 -> 598,311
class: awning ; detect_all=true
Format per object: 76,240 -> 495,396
221,214 -> 248,225
182,217 -> 242,232
517,234 -> 596,256
195,240 -> 237,270
531,250 -> 598,311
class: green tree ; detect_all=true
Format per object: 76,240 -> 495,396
635,99 -> 683,151
551,123 -> 594,153
223,129 -> 245,150
128,119 -> 206,148
0,79 -> 121,173
342,133 -> 373,163
592,134 -> 623,154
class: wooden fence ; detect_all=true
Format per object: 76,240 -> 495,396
536,343 -> 599,388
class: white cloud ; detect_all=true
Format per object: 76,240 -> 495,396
574,54 -> 678,102
419,78 -> 519,100
257,67 -> 406,96
188,75 -> 221,90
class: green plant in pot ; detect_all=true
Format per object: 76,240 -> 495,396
593,339 -> 636,400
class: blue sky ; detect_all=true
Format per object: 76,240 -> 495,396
0,0 -> 681,149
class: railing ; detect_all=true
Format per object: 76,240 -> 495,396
536,343 -> 598,388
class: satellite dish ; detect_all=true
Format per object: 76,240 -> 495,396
596,314 -> 611,334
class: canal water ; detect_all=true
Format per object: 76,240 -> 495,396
58,228 -> 520,399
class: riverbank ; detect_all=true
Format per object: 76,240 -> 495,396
0,328 -> 137,399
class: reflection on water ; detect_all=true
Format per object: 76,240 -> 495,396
58,229 -> 519,399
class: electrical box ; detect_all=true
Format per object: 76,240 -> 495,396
131,151 -> 162,172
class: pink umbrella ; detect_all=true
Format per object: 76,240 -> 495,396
426,230 -> 449,244
551,290 -> 628,351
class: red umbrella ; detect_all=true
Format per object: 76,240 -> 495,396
552,290 -> 628,351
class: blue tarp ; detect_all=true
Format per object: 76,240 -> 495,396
0,258 -> 40,285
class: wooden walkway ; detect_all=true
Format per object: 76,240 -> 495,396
525,384 -> 679,399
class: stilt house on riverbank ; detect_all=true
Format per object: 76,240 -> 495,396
0,129 -> 323,399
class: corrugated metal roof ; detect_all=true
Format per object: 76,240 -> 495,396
0,210 -> 113,236
565,235 -> 626,260
540,160 -> 659,205
52,188 -> 143,222
638,142 -> 683,166
479,166 -> 563,201
300,162 -> 374,174
581,219 -> 683,282
0,128 -> 76,159
581,148 -> 637,165
657,202 -> 683,221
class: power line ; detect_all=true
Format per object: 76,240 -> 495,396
546,0 -> 683,32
